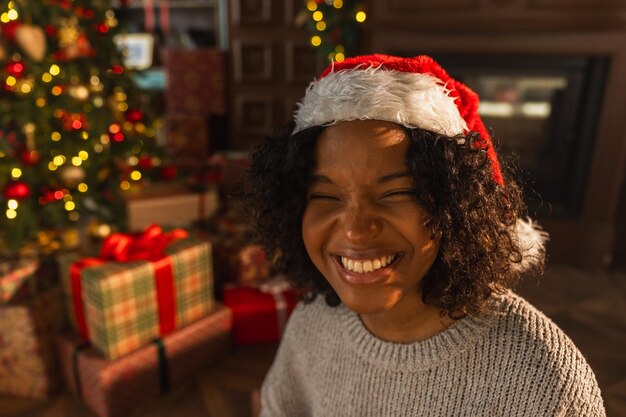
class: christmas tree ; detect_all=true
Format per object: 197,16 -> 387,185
0,0 -> 166,255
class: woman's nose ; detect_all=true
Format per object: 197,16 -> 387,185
341,203 -> 382,244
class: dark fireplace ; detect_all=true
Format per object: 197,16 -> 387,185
425,55 -> 609,218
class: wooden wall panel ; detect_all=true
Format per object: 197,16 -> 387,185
368,0 -> 626,31
285,41 -> 322,84
235,96 -> 274,135
229,0 -> 322,149
528,0 -> 623,8
384,0 -> 479,11
231,0 -> 272,25
233,40 -> 274,82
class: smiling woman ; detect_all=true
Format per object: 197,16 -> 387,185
302,120 -> 445,343
238,54 -> 606,417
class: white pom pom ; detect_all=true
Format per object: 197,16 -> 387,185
512,217 -> 549,272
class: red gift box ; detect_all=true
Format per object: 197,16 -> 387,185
56,304 -> 232,417
223,280 -> 299,345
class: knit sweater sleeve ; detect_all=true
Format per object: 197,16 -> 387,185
562,354 -> 606,417
260,302 -> 310,417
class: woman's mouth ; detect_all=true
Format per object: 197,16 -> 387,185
334,253 -> 400,285
340,254 -> 398,273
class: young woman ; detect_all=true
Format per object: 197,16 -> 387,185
241,54 -> 605,416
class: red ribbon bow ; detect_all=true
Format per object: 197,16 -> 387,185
70,225 -> 189,342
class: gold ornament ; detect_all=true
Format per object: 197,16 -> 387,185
22,122 -> 36,150
61,228 -> 80,250
88,219 -> 112,240
15,24 -> 47,62
58,165 -> 86,188
97,166 -> 111,182
68,84 -> 90,101
58,17 -> 92,60
58,17 -> 80,47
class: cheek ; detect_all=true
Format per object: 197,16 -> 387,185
302,208 -> 322,261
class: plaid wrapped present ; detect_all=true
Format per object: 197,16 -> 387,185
57,304 -> 232,417
59,225 -> 214,360
0,284 -> 66,399
0,259 -> 39,303
223,278 -> 299,345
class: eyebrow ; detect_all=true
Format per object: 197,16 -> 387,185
376,171 -> 411,184
309,171 -> 411,184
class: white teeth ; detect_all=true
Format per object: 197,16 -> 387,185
340,255 -> 396,274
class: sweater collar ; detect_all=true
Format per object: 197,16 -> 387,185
337,294 -> 507,372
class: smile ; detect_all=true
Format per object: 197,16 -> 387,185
340,254 -> 398,274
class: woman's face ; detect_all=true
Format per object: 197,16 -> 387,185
302,119 -> 439,316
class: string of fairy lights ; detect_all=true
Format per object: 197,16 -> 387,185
303,0 -> 366,63
0,0 -> 162,246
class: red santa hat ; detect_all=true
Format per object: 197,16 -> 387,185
293,54 -> 547,271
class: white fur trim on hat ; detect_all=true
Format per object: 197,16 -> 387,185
293,65 -> 468,136
512,217 -> 549,272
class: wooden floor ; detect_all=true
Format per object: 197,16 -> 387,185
1,265 -> 625,417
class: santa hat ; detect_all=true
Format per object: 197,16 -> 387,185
294,54 -> 547,271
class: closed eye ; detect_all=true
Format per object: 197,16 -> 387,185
307,193 -> 340,201
381,190 -> 414,197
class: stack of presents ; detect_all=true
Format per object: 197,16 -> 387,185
0,191 -> 298,416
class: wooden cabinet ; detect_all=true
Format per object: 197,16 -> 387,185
227,0 -> 324,149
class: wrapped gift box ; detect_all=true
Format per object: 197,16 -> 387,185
0,259 -> 39,303
166,114 -> 212,168
223,280 -> 299,345
59,226 -> 215,360
57,304 -> 232,417
1,283 -> 66,399
123,181 -> 219,232
213,237 -> 272,286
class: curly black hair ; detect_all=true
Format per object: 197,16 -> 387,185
238,122 -> 545,317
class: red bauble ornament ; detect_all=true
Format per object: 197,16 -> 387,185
125,109 -> 144,123
20,149 -> 40,165
160,165 -> 178,181
50,0 -> 71,9
138,156 -> 153,169
110,132 -> 124,142
7,61 -> 25,77
61,112 -> 89,131
45,25 -> 57,36
1,21 -> 20,41
4,181 -> 30,200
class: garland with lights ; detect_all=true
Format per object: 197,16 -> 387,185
0,0 -> 169,255
300,0 -> 366,63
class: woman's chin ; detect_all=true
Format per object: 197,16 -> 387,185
336,289 -> 401,316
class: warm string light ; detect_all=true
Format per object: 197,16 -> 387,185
305,0 -> 366,62
0,1 -> 164,247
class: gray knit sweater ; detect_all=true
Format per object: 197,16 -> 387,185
260,292 -> 605,416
